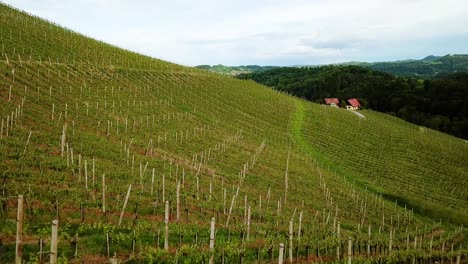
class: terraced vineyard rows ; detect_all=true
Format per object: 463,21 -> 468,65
0,3 -> 467,263
300,103 -> 468,224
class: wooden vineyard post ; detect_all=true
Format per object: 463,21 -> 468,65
106,233 -> 110,258
209,181 -> 212,200
50,220 -> 59,264
298,210 -> 303,243
15,195 -> 24,264
223,188 -> 227,214
209,217 -> 215,264
102,175 -> 106,213
66,143 -> 70,168
22,131 -> 32,156
6,115 -> 9,137
337,222 -> 341,260
196,176 -> 199,200
289,220 -> 293,263
162,174 -> 165,202
278,243 -> 284,264
246,206 -> 251,241
388,228 -> 393,252
164,201 -> 170,250
347,237 -> 352,264
84,160 -> 88,190
225,192 -> 237,227
60,124 -> 66,157
259,195 -> 262,212
277,200 -> 281,215
78,154 -> 82,182
118,184 -> 132,227
139,163 -> 143,186
39,238 -> 44,263
368,225 -> 371,256
176,181 -> 180,222
151,168 -> 155,196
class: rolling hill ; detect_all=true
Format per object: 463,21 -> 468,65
359,54 -> 468,79
197,55 -> 468,79
0,3 -> 467,263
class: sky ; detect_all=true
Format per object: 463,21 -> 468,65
2,0 -> 468,66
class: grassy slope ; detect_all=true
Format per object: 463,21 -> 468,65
0,3 -> 466,262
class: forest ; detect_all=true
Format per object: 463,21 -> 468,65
238,66 -> 468,139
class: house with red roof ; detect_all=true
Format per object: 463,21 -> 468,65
346,98 -> 361,110
324,98 -> 339,107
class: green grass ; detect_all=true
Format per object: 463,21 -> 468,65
0,3 -> 466,263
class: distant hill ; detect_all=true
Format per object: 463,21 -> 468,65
198,55 -> 468,79
195,64 -> 278,75
330,54 -> 468,78
359,54 -> 468,78
420,55 -> 440,62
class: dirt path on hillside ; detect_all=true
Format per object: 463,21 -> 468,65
351,111 -> 366,119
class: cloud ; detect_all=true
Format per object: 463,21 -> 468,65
3,0 -> 468,65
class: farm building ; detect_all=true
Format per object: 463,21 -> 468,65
324,98 -> 340,107
346,98 -> 361,110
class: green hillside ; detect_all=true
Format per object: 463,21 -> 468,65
363,55 -> 468,79
0,3 -> 467,263
198,55 -> 468,79
332,54 -> 468,78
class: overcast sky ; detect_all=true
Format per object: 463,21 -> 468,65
3,0 -> 468,66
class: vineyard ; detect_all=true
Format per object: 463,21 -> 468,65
0,3 -> 467,263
